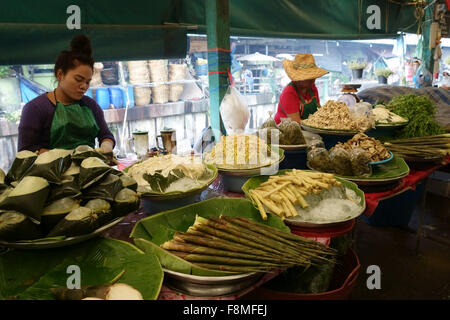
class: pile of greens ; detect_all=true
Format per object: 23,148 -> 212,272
387,94 -> 444,138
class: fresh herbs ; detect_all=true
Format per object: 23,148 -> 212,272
387,94 -> 444,138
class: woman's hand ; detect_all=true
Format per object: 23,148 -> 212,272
285,112 -> 302,124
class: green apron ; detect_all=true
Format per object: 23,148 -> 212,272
49,90 -> 100,150
280,82 -> 319,120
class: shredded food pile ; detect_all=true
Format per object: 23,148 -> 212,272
205,134 -> 279,169
335,133 -> 390,162
303,100 -> 371,131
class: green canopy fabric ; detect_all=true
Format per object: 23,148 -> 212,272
176,0 -> 420,39
0,0 -> 188,64
0,0 -> 421,65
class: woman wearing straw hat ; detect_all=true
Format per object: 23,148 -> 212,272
274,53 -> 329,124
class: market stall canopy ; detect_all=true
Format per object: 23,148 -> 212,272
0,0 -> 188,65
237,52 -> 280,62
0,0 -> 421,65
175,0 -> 420,39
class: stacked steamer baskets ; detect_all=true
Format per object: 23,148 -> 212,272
128,61 -> 151,106
240,169 -> 366,298
168,63 -> 187,102
203,134 -> 285,193
149,60 -> 169,104
124,154 -> 218,215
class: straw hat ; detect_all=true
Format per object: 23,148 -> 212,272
283,53 -> 329,81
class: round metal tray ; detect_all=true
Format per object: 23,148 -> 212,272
163,268 -> 263,297
283,188 -> 366,228
0,216 -> 126,250
272,144 -> 307,151
375,122 -> 408,128
301,123 -> 362,136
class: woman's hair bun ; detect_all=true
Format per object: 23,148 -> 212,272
70,34 -> 92,57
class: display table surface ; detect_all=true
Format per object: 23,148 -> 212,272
104,156 -> 449,300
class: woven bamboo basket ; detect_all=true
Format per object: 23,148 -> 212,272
152,85 -> 169,104
133,87 -> 151,106
168,64 -> 186,102
128,61 -> 150,84
148,59 -> 168,83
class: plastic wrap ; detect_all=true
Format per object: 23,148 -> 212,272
219,86 -> 250,134
307,147 -> 332,172
349,148 -> 371,176
329,147 -> 353,176
306,139 -> 325,153
278,118 -> 306,145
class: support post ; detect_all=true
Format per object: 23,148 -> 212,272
206,0 -> 230,139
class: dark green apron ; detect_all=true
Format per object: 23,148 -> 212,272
279,82 -> 319,120
49,90 -> 100,150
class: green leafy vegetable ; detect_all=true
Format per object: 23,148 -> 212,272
387,94 -> 444,138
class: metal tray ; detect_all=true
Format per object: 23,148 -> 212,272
301,123 -> 362,136
283,186 -> 366,228
0,216 -> 126,250
163,268 -> 263,297
272,144 -> 307,151
375,122 -> 408,128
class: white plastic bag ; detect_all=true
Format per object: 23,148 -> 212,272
220,86 -> 250,134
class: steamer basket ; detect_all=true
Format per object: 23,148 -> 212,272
149,60 -> 168,82
128,61 -> 150,83
152,85 -> 169,104
169,84 -> 184,102
133,87 -> 151,106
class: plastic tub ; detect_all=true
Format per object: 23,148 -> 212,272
109,87 -> 123,108
95,88 -> 110,110
241,248 -> 360,300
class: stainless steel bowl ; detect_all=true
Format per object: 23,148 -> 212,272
163,268 -> 263,297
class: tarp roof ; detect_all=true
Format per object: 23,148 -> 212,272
0,0 -> 421,65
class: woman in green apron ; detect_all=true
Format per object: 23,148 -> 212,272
18,35 -> 115,155
274,54 -> 329,124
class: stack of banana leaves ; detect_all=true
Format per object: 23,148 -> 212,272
160,215 -> 337,274
384,134 -> 450,160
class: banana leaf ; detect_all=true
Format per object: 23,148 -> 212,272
143,169 -> 184,193
46,175 -> 82,203
5,150 -> 38,184
0,238 -> 163,300
130,197 -> 290,277
137,164 -> 218,198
